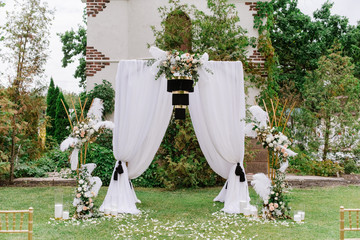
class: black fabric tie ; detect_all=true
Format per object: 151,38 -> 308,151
235,163 -> 246,182
113,161 -> 124,181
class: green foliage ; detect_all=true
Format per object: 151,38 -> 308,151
59,8 -> 87,88
295,44 -> 360,160
192,0 -> 253,61
13,147 -> 70,178
288,151 -> 344,177
95,129 -> 113,150
54,92 -> 70,143
86,143 -> 116,186
46,78 -> 59,138
82,80 -> 115,117
133,111 -> 224,189
151,0 -> 252,61
341,158 -> 360,174
1,0 -> 54,182
255,0 -> 360,101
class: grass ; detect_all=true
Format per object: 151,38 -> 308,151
0,185 -> 359,239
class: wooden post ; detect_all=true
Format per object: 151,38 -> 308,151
340,206 -> 345,240
28,207 -> 33,240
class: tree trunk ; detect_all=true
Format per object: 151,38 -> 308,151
9,115 -> 17,183
322,116 -> 331,161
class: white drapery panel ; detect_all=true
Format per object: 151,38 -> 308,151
189,61 -> 250,213
101,60 -> 250,214
100,60 -> 172,213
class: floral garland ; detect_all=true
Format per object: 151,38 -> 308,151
261,171 -> 291,220
253,125 -> 292,158
69,120 -> 98,149
155,50 -> 203,84
72,168 -> 97,219
251,125 -> 295,220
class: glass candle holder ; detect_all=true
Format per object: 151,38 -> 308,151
54,189 -> 63,219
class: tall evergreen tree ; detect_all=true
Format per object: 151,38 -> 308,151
54,92 -> 70,143
46,78 -> 57,138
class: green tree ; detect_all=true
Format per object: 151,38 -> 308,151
151,0 -> 253,61
46,78 -> 58,138
59,9 -> 87,88
54,92 -> 70,144
298,44 -> 360,160
82,80 -> 115,117
267,0 -> 360,101
1,0 -> 53,182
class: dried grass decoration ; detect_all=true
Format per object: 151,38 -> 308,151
59,98 -> 114,174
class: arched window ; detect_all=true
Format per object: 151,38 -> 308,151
165,10 -> 192,52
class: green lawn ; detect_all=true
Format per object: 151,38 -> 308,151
0,185 -> 359,239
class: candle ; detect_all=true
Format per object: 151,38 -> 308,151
239,201 -> 247,214
243,207 -> 251,216
298,211 -> 305,221
55,204 -> 63,219
111,209 -> 118,216
62,211 -> 69,220
250,207 -> 258,217
294,214 -> 301,223
104,208 -> 111,215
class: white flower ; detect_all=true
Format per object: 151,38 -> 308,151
77,205 -> 83,212
266,138 -> 271,143
269,143 -> 274,147
276,193 -> 279,196
271,191 -> 274,194
73,198 -> 80,206
90,129 -> 95,135
78,187 -> 82,192
275,197 -> 278,200
84,191 -> 92,198
264,200 -> 268,205
175,56 -> 180,61
79,180 -> 84,184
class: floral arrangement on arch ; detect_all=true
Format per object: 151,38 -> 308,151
60,98 -> 114,171
248,100 -> 296,220
60,98 -> 113,219
72,164 -> 102,219
155,49 -> 203,83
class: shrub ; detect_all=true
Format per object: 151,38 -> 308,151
86,143 -> 116,186
342,158 -> 360,174
288,150 -> 344,177
133,111 -> 224,189
13,147 -> 70,178
81,80 -> 115,118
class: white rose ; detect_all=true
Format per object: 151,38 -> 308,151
175,56 -> 180,61
269,143 -> 274,147
275,197 -> 278,200
78,187 -> 82,192
77,205 -> 83,212
79,180 -> 84,184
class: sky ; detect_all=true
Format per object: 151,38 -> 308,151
0,0 -> 85,94
0,0 -> 359,94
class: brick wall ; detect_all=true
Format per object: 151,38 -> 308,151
86,46 -> 110,77
86,0 -> 110,17
245,1 -> 267,76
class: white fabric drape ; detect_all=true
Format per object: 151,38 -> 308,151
189,61 -> 250,213
100,60 -> 172,213
101,60 -> 251,214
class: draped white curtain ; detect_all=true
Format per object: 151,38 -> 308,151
189,61 -> 250,213
100,60 -> 172,213
101,59 -> 250,214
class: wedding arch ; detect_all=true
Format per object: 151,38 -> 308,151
99,47 -> 250,214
